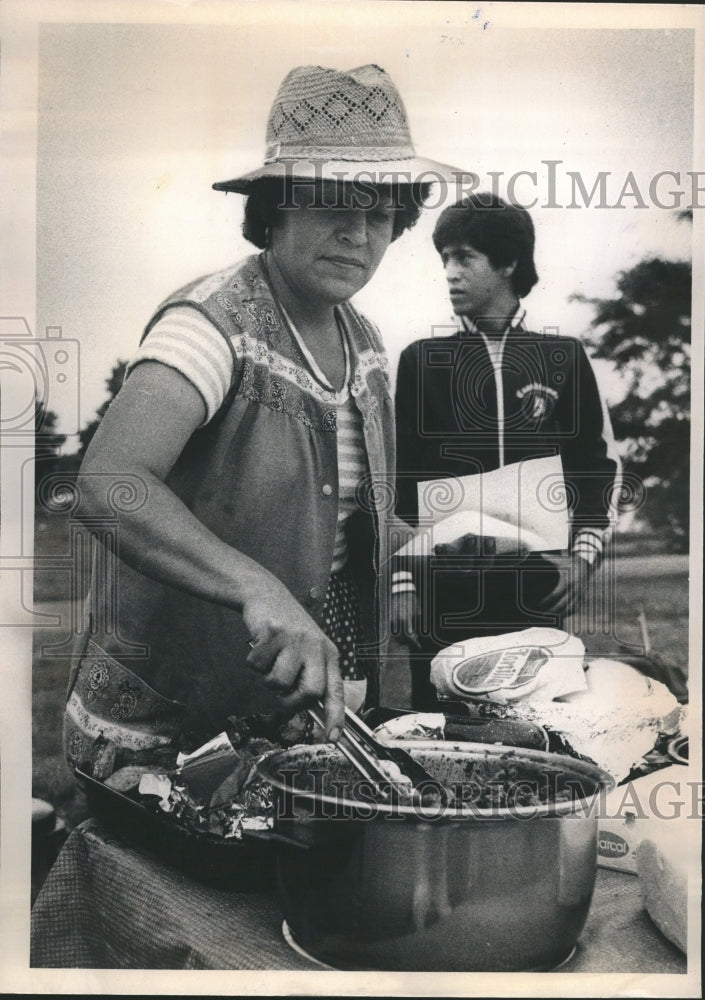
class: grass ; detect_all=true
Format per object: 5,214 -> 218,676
32,607 -> 90,831
568,570 -> 690,659
32,509 -> 87,829
33,513 -> 691,833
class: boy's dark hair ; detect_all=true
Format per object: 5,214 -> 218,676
432,192 -> 539,298
242,178 -> 432,248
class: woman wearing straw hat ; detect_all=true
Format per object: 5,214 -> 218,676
63,64 -> 462,766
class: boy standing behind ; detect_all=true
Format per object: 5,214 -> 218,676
393,193 -> 620,709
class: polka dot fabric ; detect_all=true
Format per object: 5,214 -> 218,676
320,569 -> 364,680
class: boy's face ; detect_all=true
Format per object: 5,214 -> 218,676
440,242 -> 517,322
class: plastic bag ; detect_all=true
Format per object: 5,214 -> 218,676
430,627 -> 587,704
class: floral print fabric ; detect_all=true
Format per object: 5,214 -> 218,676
64,639 -> 185,770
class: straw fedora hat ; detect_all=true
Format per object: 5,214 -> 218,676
213,64 -> 467,193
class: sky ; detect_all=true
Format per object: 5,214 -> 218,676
25,6 -> 698,444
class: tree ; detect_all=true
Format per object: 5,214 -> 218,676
572,256 -> 691,550
76,359 -> 128,459
34,402 -> 68,507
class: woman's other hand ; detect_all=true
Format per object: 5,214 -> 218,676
243,585 -> 345,742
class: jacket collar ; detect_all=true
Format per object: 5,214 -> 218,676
460,306 -> 527,337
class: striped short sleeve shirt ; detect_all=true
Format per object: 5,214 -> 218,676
128,305 -> 368,573
332,392 -> 367,573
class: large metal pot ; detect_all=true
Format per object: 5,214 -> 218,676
257,741 -> 613,971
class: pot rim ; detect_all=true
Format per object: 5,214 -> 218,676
256,739 -> 615,820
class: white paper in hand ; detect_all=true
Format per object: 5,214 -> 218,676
411,454 -> 570,553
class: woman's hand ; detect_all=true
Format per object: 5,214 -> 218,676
243,583 -> 345,742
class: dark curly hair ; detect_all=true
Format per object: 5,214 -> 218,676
432,192 -> 539,298
242,177 -> 432,248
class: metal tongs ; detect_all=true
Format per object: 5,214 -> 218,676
307,701 -> 453,809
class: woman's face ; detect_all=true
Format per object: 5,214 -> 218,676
269,183 -> 397,307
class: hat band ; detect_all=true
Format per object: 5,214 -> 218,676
264,141 -> 417,165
